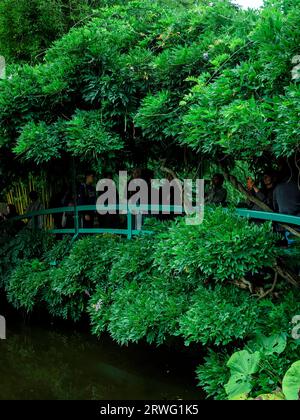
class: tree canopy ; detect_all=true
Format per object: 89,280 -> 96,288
1,0 -> 300,180
0,1 -> 299,402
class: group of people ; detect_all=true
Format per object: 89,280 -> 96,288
248,169 -> 300,216
2,164 -> 300,234
50,167 -> 178,231
76,168 -> 158,229
205,168 -> 300,217
73,167 -> 300,231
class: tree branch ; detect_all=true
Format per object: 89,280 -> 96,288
274,260 -> 300,288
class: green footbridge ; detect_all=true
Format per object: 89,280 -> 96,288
13,204 -> 300,240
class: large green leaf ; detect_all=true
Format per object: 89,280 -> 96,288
249,333 -> 287,356
225,350 -> 261,399
227,350 -> 261,376
282,361 -> 300,400
225,374 -> 252,400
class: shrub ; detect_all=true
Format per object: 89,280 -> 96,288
196,300 -> 300,400
6,259 -> 49,311
4,234 -> 123,321
43,235 -> 73,265
196,350 -> 230,400
0,228 -> 54,287
108,236 -> 156,285
54,235 -> 121,286
154,208 -> 278,283
255,291 -> 300,337
178,285 -> 261,346
44,235 -> 122,321
89,272 -> 192,345
110,275 -> 191,345
223,333 -> 300,400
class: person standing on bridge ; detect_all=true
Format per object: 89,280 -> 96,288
26,191 -> 44,229
78,171 -> 96,229
272,165 -> 300,247
0,204 -> 24,233
205,173 -> 227,206
273,176 -> 300,216
247,171 -> 276,211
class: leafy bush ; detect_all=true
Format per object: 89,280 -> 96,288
43,235 -> 73,264
196,350 -> 230,400
89,272 -> 192,345
0,0 -> 129,63
255,291 -> 300,337
197,327 -> 300,400
178,285 -> 260,346
154,208 -> 277,283
108,236 -> 156,285
0,227 -> 54,287
43,266 -> 87,321
223,333 -> 300,400
195,287 -> 300,400
6,259 -> 49,311
44,235 -> 121,321
4,234 -> 123,320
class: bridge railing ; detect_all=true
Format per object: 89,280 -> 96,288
10,204 -> 300,239
12,204 -> 186,239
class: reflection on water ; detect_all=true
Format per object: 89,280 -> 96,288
0,324 -> 202,400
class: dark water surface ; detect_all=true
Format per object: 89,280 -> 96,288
0,322 -> 202,400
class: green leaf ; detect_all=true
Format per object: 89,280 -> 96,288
250,333 -> 287,356
230,393 -> 249,400
225,374 -> 252,400
282,361 -> 300,400
225,350 -> 261,399
254,392 -> 285,401
227,350 -> 261,376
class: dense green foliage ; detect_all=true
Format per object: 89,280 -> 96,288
1,0 -> 300,400
0,226 -> 54,287
0,0 -> 133,63
1,211 -> 299,399
0,211 -> 280,325
197,330 -> 300,400
1,0 -> 300,177
154,208 -> 277,282
197,293 -> 300,399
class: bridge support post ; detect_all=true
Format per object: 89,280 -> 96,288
127,205 -> 132,240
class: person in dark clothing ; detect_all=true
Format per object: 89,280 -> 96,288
0,204 -> 24,233
97,172 -> 121,229
26,191 -> 44,228
62,201 -> 75,229
3,204 -> 18,219
78,171 -> 96,228
49,187 -> 72,229
205,173 -> 227,206
273,177 -> 300,216
247,172 -> 276,210
271,175 -> 300,247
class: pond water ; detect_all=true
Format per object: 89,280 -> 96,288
0,321 -> 202,400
